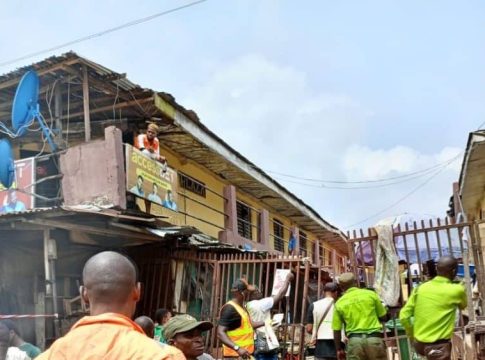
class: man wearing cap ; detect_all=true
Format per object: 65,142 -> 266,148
306,282 -> 342,360
399,256 -> 466,360
165,315 -> 214,360
217,279 -> 263,359
332,272 -> 388,360
135,123 -> 166,163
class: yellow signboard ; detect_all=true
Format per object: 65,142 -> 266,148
125,145 -> 178,212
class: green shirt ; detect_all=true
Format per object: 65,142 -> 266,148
19,343 -> 42,358
399,276 -> 467,343
154,325 -> 167,344
332,287 -> 387,334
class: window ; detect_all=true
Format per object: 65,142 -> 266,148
273,219 -> 285,252
299,231 -> 308,256
237,201 -> 253,240
179,173 -> 206,197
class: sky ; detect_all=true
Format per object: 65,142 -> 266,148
1,0 -> 484,231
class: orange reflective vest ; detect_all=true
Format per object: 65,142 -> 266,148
222,301 -> 255,357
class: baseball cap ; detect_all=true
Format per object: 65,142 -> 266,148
164,314 -> 213,340
337,272 -> 356,287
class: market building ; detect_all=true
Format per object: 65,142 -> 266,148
0,52 -> 347,355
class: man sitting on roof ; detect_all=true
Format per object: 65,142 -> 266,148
135,123 -> 167,165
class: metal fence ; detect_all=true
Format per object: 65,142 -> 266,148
347,217 -> 481,360
131,247 -> 345,359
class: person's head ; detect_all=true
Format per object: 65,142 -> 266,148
155,308 -> 172,325
323,282 -> 339,300
81,251 -> 140,318
165,315 -> 213,360
248,286 -> 263,301
0,322 -> 10,359
166,189 -> 173,202
230,279 -> 255,304
137,175 -> 144,189
152,182 -> 158,195
0,320 -> 20,344
337,272 -> 357,292
134,316 -> 155,338
146,123 -> 159,141
437,256 -> 459,280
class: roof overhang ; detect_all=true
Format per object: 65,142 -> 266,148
459,130 -> 485,219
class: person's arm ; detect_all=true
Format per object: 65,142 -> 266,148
305,303 -> 314,335
459,286 -> 468,310
250,319 -> 265,329
273,272 -> 295,305
332,305 -> 345,360
217,325 -> 250,358
374,293 -> 389,322
333,331 -> 345,360
135,134 -> 145,150
399,289 -> 417,338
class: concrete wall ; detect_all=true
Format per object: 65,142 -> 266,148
60,126 -> 126,208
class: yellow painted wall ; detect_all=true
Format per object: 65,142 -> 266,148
13,132 -> 343,258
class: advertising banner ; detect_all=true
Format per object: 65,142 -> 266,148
0,157 -> 35,214
125,145 -> 178,212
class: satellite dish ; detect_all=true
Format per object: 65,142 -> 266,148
0,139 -> 15,188
12,70 -> 39,136
11,70 -> 57,151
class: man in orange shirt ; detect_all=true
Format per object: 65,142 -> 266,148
37,251 -> 185,360
136,123 -> 166,164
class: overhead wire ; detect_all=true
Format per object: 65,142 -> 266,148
0,0 -> 209,68
344,155 -> 461,229
266,152 -> 463,185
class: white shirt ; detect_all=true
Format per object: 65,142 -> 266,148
7,347 -> 31,360
312,297 -> 335,340
246,297 -> 274,336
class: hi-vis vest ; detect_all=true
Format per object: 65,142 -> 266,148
222,300 -> 255,357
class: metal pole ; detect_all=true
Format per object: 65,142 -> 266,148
82,64 -> 91,142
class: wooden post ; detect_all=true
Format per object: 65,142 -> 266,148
82,65 -> 91,142
34,292 -> 46,350
54,83 -> 62,142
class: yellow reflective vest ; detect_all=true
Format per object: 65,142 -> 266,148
222,300 -> 255,357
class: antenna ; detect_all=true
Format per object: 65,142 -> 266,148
11,70 -> 57,151
0,139 -> 15,188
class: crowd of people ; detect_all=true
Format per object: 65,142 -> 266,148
0,251 -> 467,360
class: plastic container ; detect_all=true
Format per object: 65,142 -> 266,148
386,319 -> 411,360
457,264 -> 475,278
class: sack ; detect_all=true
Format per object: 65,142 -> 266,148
255,333 -> 278,354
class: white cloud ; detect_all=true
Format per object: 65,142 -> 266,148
343,145 -> 462,181
179,54 -> 463,230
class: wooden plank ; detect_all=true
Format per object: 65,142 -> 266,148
81,65 -> 92,142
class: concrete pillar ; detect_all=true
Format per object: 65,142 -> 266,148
258,209 -> 270,245
223,185 -> 238,234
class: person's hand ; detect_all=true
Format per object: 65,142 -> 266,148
337,349 -> 346,360
237,347 -> 251,358
149,148 -> 154,153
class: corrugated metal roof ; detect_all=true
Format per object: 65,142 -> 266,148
0,52 -> 348,253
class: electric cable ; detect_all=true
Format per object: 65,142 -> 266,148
0,0 -> 209,68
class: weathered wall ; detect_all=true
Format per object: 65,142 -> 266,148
60,126 -> 126,208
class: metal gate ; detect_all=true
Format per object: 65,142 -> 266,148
348,217 -> 482,360
132,245 -> 343,359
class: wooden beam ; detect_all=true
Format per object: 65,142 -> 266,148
0,58 -> 80,91
59,96 -> 153,120
25,218 -> 158,241
82,65 -> 91,142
